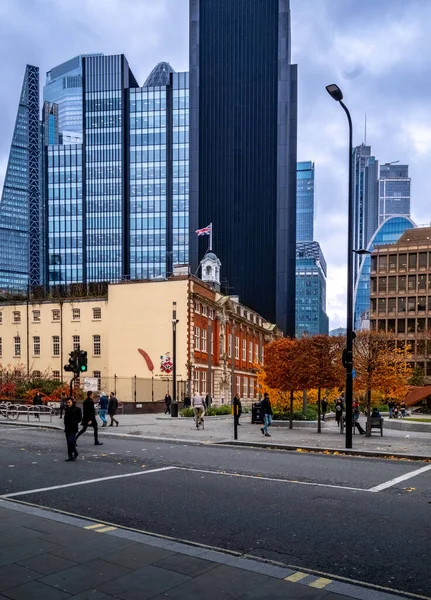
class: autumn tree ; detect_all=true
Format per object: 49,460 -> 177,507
262,338 -> 300,429
353,330 -> 412,436
295,335 -> 345,433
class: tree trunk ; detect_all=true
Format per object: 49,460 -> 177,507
366,388 -> 372,437
317,387 -> 321,433
289,390 -> 293,430
303,389 -> 307,414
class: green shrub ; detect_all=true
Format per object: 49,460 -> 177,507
179,407 -> 194,417
179,404 -> 232,417
272,406 -> 318,421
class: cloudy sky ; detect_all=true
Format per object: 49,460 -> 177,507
0,0 -> 429,329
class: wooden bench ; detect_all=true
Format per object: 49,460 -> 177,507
369,417 -> 384,436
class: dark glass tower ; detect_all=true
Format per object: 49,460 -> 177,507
189,0 -> 298,334
0,65 -> 40,291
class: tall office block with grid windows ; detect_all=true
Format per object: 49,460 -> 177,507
189,0 -> 298,335
42,55 -> 188,286
0,65 -> 40,291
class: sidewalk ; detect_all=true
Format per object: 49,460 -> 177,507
0,500 -> 407,599
1,412 -> 430,458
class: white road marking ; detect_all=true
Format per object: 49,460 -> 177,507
368,464 -> 431,493
0,466 -> 176,499
176,467 -> 368,492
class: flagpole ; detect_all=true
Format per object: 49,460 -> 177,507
209,223 -> 212,251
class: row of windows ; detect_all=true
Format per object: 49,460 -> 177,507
371,296 -> 431,314
371,274 -> 431,294
0,307 -> 102,324
193,371 -> 256,398
370,318 -> 431,334
194,301 -> 263,326
371,252 -> 431,273
0,335 -> 102,358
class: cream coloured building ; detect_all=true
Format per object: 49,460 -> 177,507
0,274 -> 279,403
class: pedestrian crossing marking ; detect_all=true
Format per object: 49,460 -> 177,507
95,526 -> 117,533
84,523 -> 117,533
84,523 -> 105,530
285,572 -> 308,582
309,577 -> 332,589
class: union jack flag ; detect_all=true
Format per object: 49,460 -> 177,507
195,224 -> 211,236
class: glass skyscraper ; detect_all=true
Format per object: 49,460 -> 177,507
295,242 -> 329,336
353,215 -> 416,330
189,0 -> 298,335
379,164 -> 411,225
40,55 -> 189,286
296,161 -> 314,242
0,65 -> 40,291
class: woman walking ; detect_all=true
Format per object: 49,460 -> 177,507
64,397 -> 82,461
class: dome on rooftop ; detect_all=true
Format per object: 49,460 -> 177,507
144,62 -> 175,87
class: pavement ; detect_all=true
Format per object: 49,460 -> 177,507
0,500 -> 403,600
2,411 -> 430,458
1,426 -> 430,599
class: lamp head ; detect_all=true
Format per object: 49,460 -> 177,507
326,84 -> 343,102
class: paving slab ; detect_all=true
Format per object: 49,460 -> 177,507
236,577 -> 329,599
97,565 -> 190,600
153,552 -> 219,577
1,579 -> 71,600
17,553 -> 78,575
102,542 -> 174,570
0,563 -> 40,593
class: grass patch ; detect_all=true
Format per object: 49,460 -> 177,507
405,417 -> 431,423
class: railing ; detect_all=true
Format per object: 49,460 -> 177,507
0,402 -> 54,423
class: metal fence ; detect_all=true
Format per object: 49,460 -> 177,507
88,376 -> 189,404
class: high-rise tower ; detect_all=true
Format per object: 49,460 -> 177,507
0,65 -> 40,291
189,0 -> 298,334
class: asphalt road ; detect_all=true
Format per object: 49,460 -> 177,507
1,425 -> 430,598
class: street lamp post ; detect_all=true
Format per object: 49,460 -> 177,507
326,83 -> 354,449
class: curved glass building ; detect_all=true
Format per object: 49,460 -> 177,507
354,216 -> 416,330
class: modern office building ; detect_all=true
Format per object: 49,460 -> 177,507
189,0 -> 298,335
0,65 -> 40,292
379,163 -> 411,225
40,55 -> 189,285
354,216 -> 416,330
352,144 -> 379,283
296,161 -> 314,242
295,241 -> 329,337
369,227 -> 431,374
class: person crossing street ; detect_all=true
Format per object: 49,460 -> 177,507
75,391 -> 103,445
64,397 -> 82,461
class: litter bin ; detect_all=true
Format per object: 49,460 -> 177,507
171,402 -> 179,418
251,402 -> 263,424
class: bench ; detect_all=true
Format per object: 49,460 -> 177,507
369,417 -> 384,436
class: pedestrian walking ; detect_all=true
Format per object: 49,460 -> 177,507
108,392 -> 119,427
33,391 -> 43,419
321,396 -> 329,421
205,393 -> 212,408
75,391 -> 103,445
59,393 -> 67,419
353,401 -> 365,434
192,392 -> 205,429
99,391 -> 109,427
388,400 -> 394,418
260,392 -> 273,437
233,394 -> 242,426
164,393 -> 172,415
183,394 -> 191,409
400,401 -> 407,418
335,397 -> 344,427
64,397 -> 82,461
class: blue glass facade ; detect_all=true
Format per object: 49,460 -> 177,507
296,161 -> 314,242
378,164 -> 410,225
354,216 -> 416,330
295,242 -> 329,336
172,72 -> 189,267
0,65 -> 40,291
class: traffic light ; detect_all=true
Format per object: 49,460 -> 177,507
79,350 -> 88,373
64,351 -> 78,373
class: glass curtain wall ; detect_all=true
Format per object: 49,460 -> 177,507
172,72 -> 189,267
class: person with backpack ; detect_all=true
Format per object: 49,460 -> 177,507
335,397 -> 344,427
108,392 -> 119,427
260,392 -> 273,437
99,391 -> 109,427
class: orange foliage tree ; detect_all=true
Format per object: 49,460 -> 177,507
261,338 -> 301,428
295,335 -> 345,432
353,330 -> 412,436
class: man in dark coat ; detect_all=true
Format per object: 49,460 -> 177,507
75,391 -> 103,445
233,394 -> 242,426
321,396 -> 329,421
260,392 -> 273,437
164,393 -> 172,415
64,397 -> 82,461
108,392 -> 119,426
33,392 -> 43,419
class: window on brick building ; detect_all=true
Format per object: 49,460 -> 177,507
33,336 -> 41,356
194,327 -> 200,351
201,371 -> 207,394
14,336 -> 21,356
243,377 -> 248,397
93,335 -> 101,356
242,339 -> 246,361
201,329 -> 207,353
249,341 -> 253,362
235,337 -> 239,359
193,370 -> 200,394
52,336 -> 60,356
